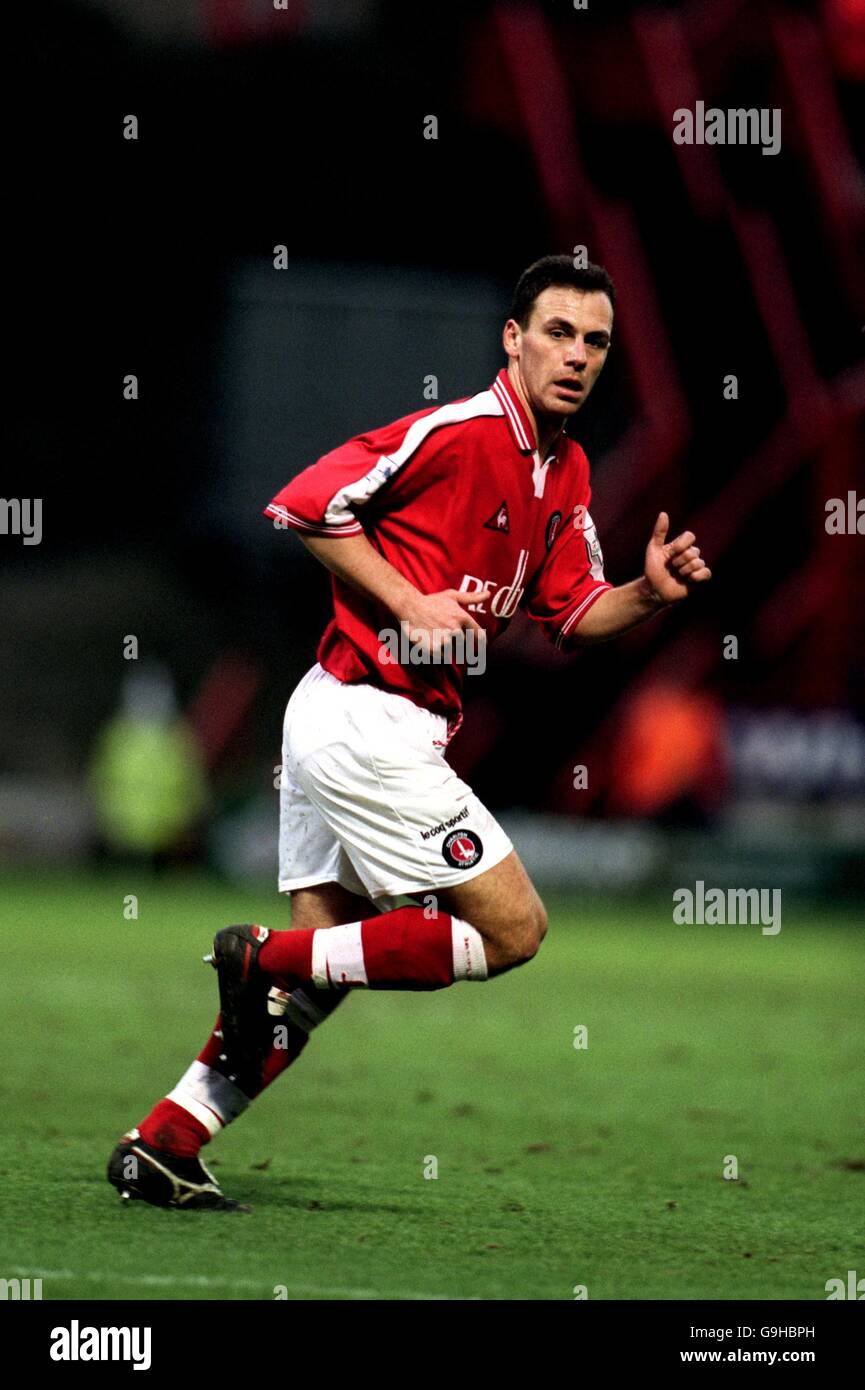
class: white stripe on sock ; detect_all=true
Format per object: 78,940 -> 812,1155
311,921 -> 368,988
451,916 -> 489,982
310,926 -> 330,988
167,1059 -> 250,1134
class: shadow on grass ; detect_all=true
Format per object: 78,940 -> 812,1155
85,1170 -> 425,1217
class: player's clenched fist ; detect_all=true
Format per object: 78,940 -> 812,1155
641,511 -> 712,605
399,587 -> 491,657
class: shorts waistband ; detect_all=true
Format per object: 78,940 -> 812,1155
306,663 -> 463,746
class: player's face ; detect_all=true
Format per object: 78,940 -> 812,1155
505,286 -> 613,420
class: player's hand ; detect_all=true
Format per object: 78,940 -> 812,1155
642,512 -> 712,605
398,588 -> 491,658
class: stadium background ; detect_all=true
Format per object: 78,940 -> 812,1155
2,0 -> 864,1304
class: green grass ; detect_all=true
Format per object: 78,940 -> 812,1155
1,871 -> 863,1300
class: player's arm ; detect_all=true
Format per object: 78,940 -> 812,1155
265,424 -> 490,645
572,512 -> 712,644
297,532 -> 490,644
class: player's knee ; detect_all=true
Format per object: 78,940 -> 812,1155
522,900 -> 548,959
499,900 -> 547,968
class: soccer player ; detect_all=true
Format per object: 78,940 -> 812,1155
108,255 -> 711,1210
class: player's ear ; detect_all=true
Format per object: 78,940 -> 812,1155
503,318 -> 520,358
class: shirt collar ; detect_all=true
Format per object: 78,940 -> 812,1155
491,368 -> 572,462
492,368 -> 537,455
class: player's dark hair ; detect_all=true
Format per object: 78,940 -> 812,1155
510,255 -> 616,327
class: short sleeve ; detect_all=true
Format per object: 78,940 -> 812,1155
523,473 -> 612,650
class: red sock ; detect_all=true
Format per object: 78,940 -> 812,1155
135,1000 -> 334,1158
258,930 -> 314,982
136,1017 -> 232,1157
195,1012 -> 227,1073
359,908 -> 457,989
258,906 -> 485,991
134,906 -> 483,1162
138,1098 -> 209,1158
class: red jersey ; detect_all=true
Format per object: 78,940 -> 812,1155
264,367 -> 612,735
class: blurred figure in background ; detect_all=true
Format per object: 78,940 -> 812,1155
88,661 -> 208,866
607,683 -> 727,826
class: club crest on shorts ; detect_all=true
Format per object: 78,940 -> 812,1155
442,830 -> 483,869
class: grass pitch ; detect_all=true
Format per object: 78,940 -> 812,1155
1,870 -> 863,1301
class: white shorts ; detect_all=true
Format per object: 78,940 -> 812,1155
278,663 -> 513,912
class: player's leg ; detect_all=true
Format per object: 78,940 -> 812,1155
126,675 -> 376,1150
292,881 -> 378,932
232,881 -> 377,1085
411,847 -> 548,976
248,848 -> 544,990
122,882 -> 372,1147
107,667 -> 383,1208
221,668 -> 545,996
106,880 -> 374,1210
